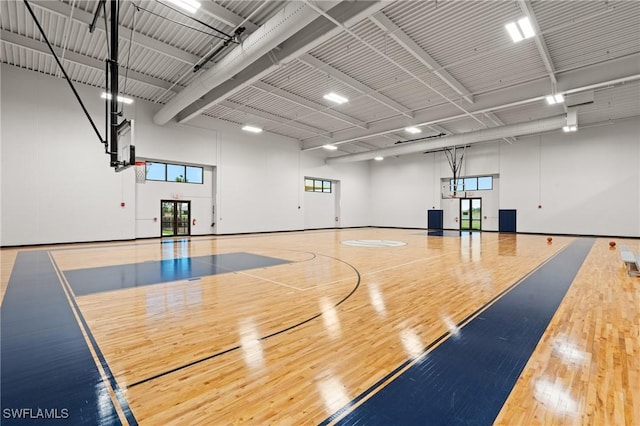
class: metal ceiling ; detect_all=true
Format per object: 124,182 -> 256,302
1,0 -> 639,159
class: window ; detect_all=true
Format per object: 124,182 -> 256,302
464,177 -> 477,191
186,166 -> 203,184
167,164 -> 185,182
449,175 -> 493,191
146,162 -> 166,181
478,176 -> 493,190
305,178 -> 332,193
305,179 -> 314,192
144,162 -> 204,184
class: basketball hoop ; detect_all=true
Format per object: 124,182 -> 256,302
135,161 -> 146,184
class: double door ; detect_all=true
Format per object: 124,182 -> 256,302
161,200 -> 190,236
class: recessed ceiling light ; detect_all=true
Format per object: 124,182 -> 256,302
242,125 -> 262,133
166,0 -> 201,14
323,92 -> 348,104
323,144 -> 338,150
505,22 -> 523,43
505,17 -> 535,43
374,156 -> 384,161
405,126 -> 422,134
101,92 -> 133,104
517,17 -> 535,39
546,93 -> 565,105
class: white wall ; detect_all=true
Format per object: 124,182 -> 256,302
369,153 -> 435,228
369,119 -> 640,237
1,65 -> 369,245
369,147 -> 501,230
3,64 -> 637,245
302,151 -> 371,228
126,96 -> 218,239
304,180 -> 337,229
501,118 -> 640,237
200,119 -> 303,234
1,64 -> 135,246
135,168 -> 214,237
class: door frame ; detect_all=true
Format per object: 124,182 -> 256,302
460,197 -> 482,231
160,200 -> 191,237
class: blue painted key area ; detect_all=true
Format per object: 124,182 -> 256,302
327,238 -> 594,425
65,252 -> 291,296
1,251 -> 124,425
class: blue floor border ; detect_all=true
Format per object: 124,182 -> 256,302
322,238 -> 594,425
1,251 -> 136,425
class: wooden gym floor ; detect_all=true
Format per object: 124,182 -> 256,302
1,228 -> 638,425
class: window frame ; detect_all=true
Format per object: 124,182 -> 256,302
305,178 -> 332,194
449,175 -> 493,192
144,162 -> 204,184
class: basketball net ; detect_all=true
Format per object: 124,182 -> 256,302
135,161 -> 146,184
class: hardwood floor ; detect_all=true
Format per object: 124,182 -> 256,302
1,229 -> 638,425
495,238 -> 640,426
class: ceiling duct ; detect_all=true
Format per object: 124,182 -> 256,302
173,1 -> 391,124
565,91 -> 594,107
326,115 -> 566,164
154,1 -> 342,125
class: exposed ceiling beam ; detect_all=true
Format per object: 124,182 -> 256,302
252,80 -> 368,129
301,53 -> 640,150
302,1 -> 493,139
298,53 -> 414,118
518,1 -> 557,87
219,100 -> 331,138
483,112 -> 516,144
428,124 -> 450,135
369,11 -> 474,104
352,141 -> 380,151
31,0 -> 200,65
1,29 -> 177,92
199,1 -> 258,32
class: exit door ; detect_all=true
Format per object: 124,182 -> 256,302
161,200 -> 190,236
460,198 -> 481,230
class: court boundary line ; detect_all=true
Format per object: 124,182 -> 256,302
320,238 -> 577,425
51,254 -> 129,425
126,252 -> 362,389
49,252 -> 138,425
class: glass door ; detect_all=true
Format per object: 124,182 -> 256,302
176,201 -> 190,236
161,200 -> 190,237
460,198 -> 481,230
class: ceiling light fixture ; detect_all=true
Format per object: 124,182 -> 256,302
323,92 -> 348,104
166,0 -> 201,14
546,93 -> 565,105
405,126 -> 422,134
374,156 -> 384,161
101,92 -> 134,104
323,144 -> 338,150
242,125 -> 262,133
505,17 -> 535,43
563,109 -> 578,132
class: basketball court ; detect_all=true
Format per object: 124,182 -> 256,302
1,0 -> 639,424
2,229 -> 638,424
